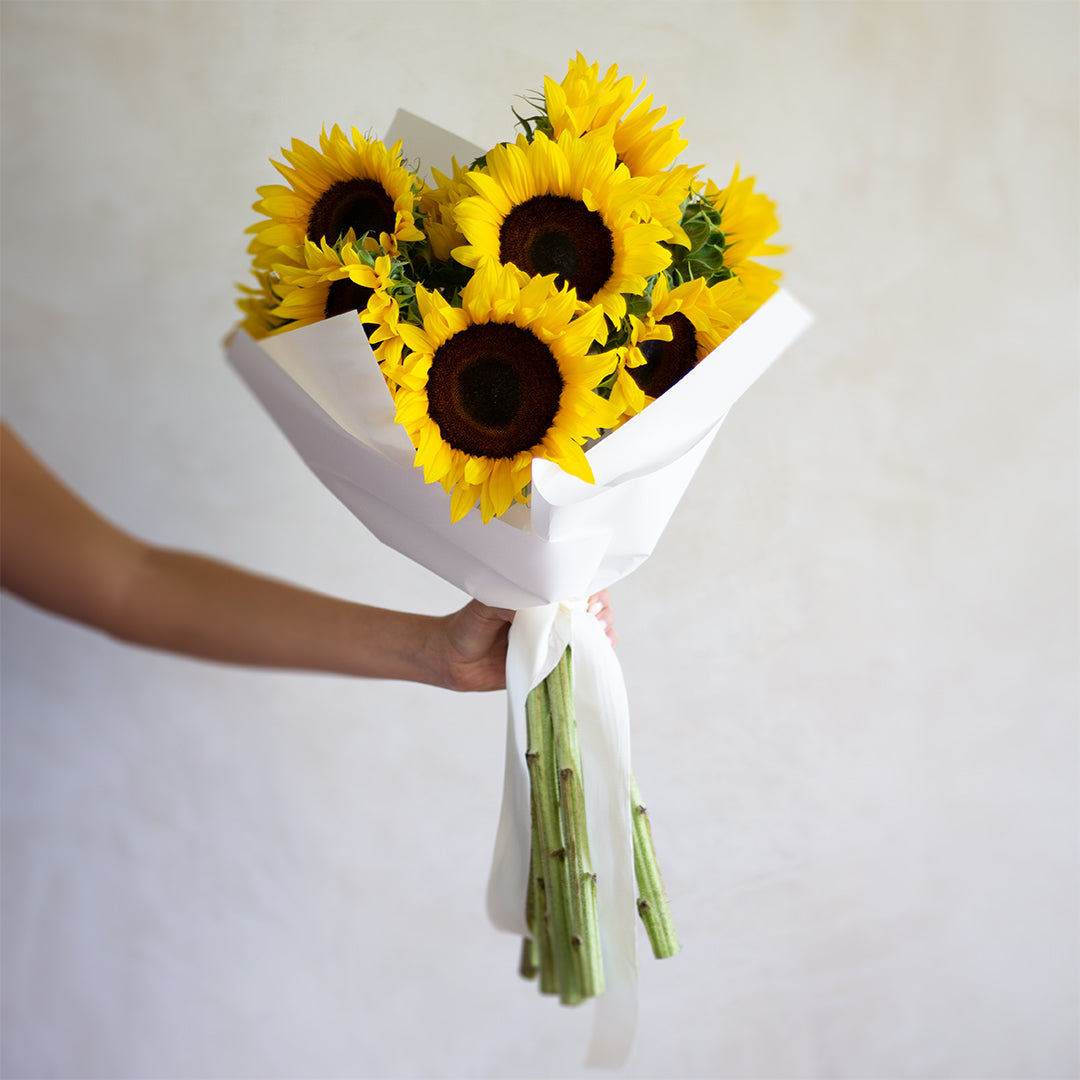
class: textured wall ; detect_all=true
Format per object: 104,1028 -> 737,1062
1,2 -> 1076,1077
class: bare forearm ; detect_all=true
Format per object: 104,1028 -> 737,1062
1,423 -> 455,686
107,545 -> 452,684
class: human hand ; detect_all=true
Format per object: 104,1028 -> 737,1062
585,590 -> 618,649
434,590 -> 617,693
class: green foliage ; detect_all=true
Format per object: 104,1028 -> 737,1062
661,191 -> 732,288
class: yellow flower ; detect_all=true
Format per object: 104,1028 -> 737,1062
234,246 -> 307,340
452,130 -> 678,325
388,259 -> 618,523
236,269 -> 285,340
544,53 -> 639,137
704,166 -> 785,309
610,274 -> 742,419
544,53 -> 691,178
263,240 -> 405,365
541,55 -> 697,247
420,158 -> 474,262
247,127 -> 426,268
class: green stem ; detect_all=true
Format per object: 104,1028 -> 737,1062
631,772 -> 680,958
548,649 -> 605,998
527,763 -> 556,993
519,935 -> 539,981
519,649 -> 681,1004
522,813 -> 538,981
525,675 -> 581,1003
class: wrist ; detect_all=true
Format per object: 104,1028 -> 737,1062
414,613 -> 456,689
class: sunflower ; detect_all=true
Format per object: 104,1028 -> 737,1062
387,259 -> 618,523
609,273 -> 743,420
261,239 -> 407,365
544,53 -> 692,179
234,245 -> 308,340
247,127 -> 426,268
236,268 -> 286,340
703,166 -> 785,310
543,53 -> 640,140
420,158 -> 474,262
452,130 -> 679,325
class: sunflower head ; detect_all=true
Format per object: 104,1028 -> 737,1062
387,259 -> 618,522
543,53 -> 692,179
234,244 -> 311,340
419,158 -> 475,262
254,238 -> 411,369
609,274 -> 742,420
451,130 -> 677,325
236,269 -> 286,341
543,53 -> 640,138
246,127 -> 427,269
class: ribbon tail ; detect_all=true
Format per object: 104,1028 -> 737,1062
485,696 -> 532,935
570,606 -> 638,1066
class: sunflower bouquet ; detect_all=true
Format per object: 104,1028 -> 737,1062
229,54 -> 809,1062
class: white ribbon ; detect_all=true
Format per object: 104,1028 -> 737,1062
488,599 -> 638,1066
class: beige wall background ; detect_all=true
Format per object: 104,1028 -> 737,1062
1,2 -> 1076,1077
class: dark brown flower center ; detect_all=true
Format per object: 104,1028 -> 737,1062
426,323 -> 564,459
630,312 -> 700,397
324,278 -> 374,322
499,195 -> 614,301
307,178 -> 396,246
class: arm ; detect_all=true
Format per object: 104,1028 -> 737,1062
0,423 -> 498,688
0,424 -> 614,691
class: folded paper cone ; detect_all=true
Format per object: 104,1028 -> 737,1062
226,286 -> 811,608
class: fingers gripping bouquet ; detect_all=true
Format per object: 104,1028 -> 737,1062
228,54 -> 810,1062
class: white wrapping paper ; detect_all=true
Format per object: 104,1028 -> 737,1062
226,110 -> 813,1064
226,288 -> 811,609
